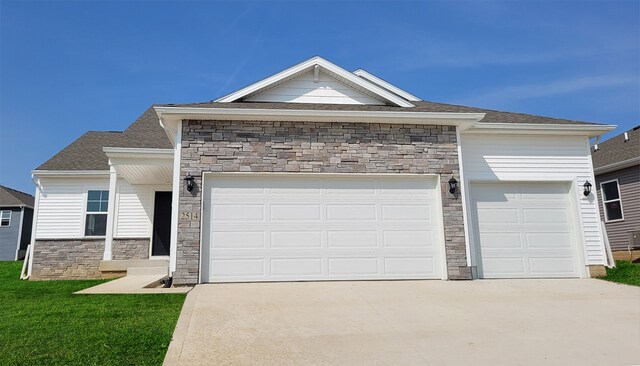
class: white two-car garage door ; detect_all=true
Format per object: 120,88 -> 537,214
471,182 -> 582,278
201,175 -> 445,282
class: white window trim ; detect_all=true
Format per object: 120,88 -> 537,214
0,210 -> 11,227
83,189 -> 109,237
600,179 -> 625,223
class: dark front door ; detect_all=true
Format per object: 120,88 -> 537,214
152,191 -> 172,256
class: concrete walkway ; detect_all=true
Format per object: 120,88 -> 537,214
164,279 -> 640,366
76,274 -> 191,294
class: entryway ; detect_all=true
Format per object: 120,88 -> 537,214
152,191 -> 172,257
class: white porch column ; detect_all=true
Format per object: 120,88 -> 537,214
169,122 -> 183,274
103,165 -> 118,260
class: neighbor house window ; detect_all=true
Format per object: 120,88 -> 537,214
85,190 -> 109,236
601,180 -> 624,222
0,211 -> 11,227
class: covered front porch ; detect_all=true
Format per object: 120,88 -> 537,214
101,147 -> 175,276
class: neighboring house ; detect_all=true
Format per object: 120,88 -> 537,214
0,185 -> 34,260
592,126 -> 640,260
28,56 -> 616,283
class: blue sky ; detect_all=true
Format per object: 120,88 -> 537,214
1,0 -> 638,193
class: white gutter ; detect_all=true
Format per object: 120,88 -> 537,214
154,106 -> 486,126
103,147 -> 174,159
594,156 -> 640,175
32,170 -> 109,177
467,122 -> 616,137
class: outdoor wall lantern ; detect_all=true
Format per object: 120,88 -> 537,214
448,177 -> 458,194
583,180 -> 592,197
184,173 -> 195,192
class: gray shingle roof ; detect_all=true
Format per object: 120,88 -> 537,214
0,185 -> 35,208
591,125 -> 640,169
162,100 -> 605,126
38,98 -> 609,172
37,107 -> 172,171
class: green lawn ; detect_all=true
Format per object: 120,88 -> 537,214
598,260 -> 640,287
0,261 -> 187,366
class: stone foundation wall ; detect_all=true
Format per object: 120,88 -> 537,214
112,238 -> 150,260
175,120 -> 471,285
31,239 -> 108,280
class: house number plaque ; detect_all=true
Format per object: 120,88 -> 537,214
180,212 -> 199,220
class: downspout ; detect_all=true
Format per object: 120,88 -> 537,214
14,206 -> 25,260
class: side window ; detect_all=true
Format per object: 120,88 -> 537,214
0,211 -> 11,227
85,190 -> 109,236
601,181 -> 624,222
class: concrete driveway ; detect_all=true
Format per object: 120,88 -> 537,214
164,280 -> 640,366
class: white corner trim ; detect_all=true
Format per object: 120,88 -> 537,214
353,69 -> 421,102
214,56 -> 415,107
169,122 -> 182,275
594,157 -> 640,175
103,167 -> 118,260
466,122 -> 616,137
32,170 -> 110,177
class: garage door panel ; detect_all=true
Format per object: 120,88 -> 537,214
477,208 -> 519,224
382,204 -> 430,221
211,231 -> 266,249
526,233 -> 572,248
213,205 -> 264,221
472,182 -> 580,278
270,258 -> 323,277
271,204 -> 321,221
211,258 -> 265,277
522,208 -> 569,224
479,232 -> 523,249
203,175 -> 444,282
328,257 -> 379,276
327,204 -> 377,221
528,257 -> 577,275
384,257 -> 437,276
270,231 -> 323,248
327,231 -> 378,248
383,230 -> 436,248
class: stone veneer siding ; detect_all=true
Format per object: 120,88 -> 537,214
112,238 -> 150,260
31,239 -> 108,280
175,120 -> 471,285
31,238 -> 151,280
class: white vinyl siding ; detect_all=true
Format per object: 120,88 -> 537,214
35,178 -> 109,239
114,180 -> 153,238
202,174 -> 445,282
246,71 -> 384,105
460,134 -> 606,266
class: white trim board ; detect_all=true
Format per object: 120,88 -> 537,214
353,69 -> 421,102
215,56 -> 415,107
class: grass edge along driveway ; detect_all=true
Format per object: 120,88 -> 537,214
0,261 -> 186,366
597,260 -> 640,287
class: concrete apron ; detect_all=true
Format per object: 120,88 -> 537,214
164,279 -> 640,366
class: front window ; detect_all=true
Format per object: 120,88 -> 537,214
601,180 -> 624,222
0,211 -> 11,227
85,190 -> 108,236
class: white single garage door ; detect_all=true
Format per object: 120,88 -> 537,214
201,175 -> 445,282
471,182 -> 581,278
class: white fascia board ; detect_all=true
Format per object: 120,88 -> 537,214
103,147 -> 174,159
31,170 -> 110,177
353,69 -> 421,102
154,106 -> 486,127
594,157 -> 640,175
214,56 -> 415,107
465,122 -> 616,137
